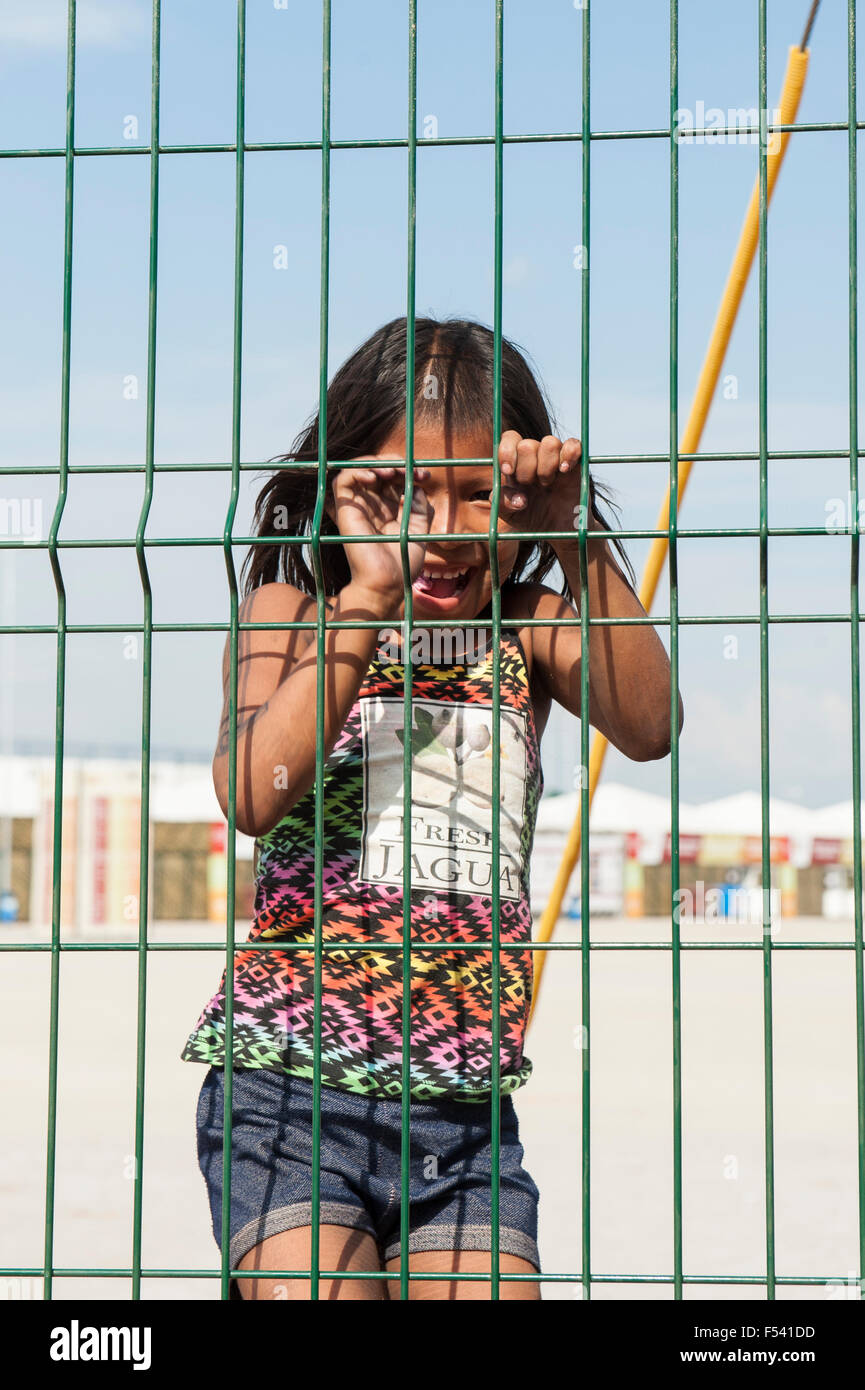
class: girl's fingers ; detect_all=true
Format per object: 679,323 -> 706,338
364,464 -> 432,478
394,465 -> 431,479
341,464 -> 431,490
407,485 -> 433,531
382,486 -> 432,539
514,437 -> 541,486
501,489 -> 528,510
356,483 -> 398,529
497,433 -> 580,483
558,436 -> 582,472
498,430 -> 522,476
537,435 -> 562,484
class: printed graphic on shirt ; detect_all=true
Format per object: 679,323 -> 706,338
358,696 -> 528,900
180,628 -> 545,1102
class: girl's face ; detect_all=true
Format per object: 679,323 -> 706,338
372,423 -> 521,619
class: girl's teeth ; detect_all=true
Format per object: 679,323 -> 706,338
413,565 -> 472,598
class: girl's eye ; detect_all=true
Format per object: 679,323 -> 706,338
470,489 -> 492,502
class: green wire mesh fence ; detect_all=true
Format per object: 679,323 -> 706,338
0,0 -> 863,1301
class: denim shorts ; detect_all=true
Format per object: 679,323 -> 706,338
195,1065 -> 541,1289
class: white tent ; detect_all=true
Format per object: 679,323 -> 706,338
0,756 -> 256,859
810,800 -> 859,838
0,755 -> 46,817
536,782 -> 695,836
150,762 -> 224,823
681,792 -> 815,838
535,781 -> 846,841
1,756 -> 859,859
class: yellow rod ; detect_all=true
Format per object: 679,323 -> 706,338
527,43 -> 810,1029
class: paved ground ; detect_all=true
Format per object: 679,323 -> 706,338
1,914 -> 861,1301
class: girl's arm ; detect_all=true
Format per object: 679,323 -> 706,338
213,463 -> 433,837
528,531 -> 683,761
497,431 -> 683,762
212,579 -> 398,838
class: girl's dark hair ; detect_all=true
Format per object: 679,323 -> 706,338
241,316 -> 635,600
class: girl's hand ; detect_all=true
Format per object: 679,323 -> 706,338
327,465 -> 434,601
496,432 -> 596,540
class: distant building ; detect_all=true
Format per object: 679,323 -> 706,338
0,757 -> 860,928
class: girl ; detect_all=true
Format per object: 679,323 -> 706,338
183,316 -> 682,1301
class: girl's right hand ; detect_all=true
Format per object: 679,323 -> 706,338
327,465 -> 434,602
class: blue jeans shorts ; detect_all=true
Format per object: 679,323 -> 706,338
195,1065 -> 541,1288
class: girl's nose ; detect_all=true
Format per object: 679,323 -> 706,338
427,500 -> 480,539
427,501 -> 455,536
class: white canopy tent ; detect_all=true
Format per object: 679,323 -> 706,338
534,781 -> 845,841
0,758 -> 857,861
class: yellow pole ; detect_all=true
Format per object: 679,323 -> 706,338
528,44 -> 811,1028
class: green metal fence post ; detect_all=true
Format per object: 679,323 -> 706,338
578,0 -> 592,1303
668,0 -> 683,1302
42,0 -> 77,1304
846,0 -> 865,1300
489,0 -> 506,1303
397,0 -> 418,1304
757,0 -> 778,1302
219,0 -> 247,1304
308,0 -> 333,1304
131,0 -> 162,1302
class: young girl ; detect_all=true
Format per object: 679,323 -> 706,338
182,316 -> 681,1301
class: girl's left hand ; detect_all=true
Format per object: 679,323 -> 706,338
497,431 -> 594,538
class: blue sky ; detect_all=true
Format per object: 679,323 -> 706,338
0,0 -> 862,807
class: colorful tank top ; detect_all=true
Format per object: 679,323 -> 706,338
181,623 -> 544,1102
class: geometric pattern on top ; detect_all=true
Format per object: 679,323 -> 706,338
181,626 -> 544,1102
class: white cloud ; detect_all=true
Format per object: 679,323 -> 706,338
0,0 -> 147,50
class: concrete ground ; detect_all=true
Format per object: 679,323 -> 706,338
0,913 -> 862,1301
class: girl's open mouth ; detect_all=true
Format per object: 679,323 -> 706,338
412,565 -> 475,604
